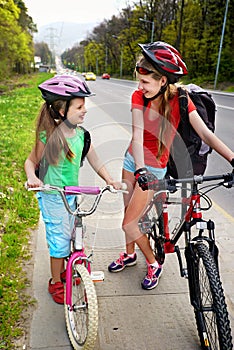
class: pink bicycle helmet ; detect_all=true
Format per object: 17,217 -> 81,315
38,75 -> 95,103
138,41 -> 188,83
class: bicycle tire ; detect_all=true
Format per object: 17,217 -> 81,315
188,242 -> 233,350
64,264 -> 98,350
143,201 -> 165,265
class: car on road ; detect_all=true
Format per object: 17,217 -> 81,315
85,72 -> 96,81
102,73 -> 110,79
38,65 -> 50,72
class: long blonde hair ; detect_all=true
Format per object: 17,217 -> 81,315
35,100 -> 75,164
136,55 -> 178,159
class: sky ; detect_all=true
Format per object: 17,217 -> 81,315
24,0 -> 133,27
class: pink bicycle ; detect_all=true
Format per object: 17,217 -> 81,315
28,183 -> 126,350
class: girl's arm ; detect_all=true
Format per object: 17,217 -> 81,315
131,108 -> 145,170
86,144 -> 122,189
189,110 -> 234,162
24,141 -> 45,187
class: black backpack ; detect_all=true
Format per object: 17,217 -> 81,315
166,84 -> 216,178
35,126 -> 91,181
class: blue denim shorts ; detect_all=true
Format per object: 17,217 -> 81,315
123,151 -> 167,179
37,192 -> 76,258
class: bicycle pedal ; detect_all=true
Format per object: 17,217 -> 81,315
91,270 -> 105,282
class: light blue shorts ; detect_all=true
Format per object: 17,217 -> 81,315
123,151 -> 167,180
37,192 -> 76,258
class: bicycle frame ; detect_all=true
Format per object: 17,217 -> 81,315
140,172 -> 234,349
143,173 -> 233,274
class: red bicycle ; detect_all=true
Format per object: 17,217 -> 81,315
139,172 -> 234,350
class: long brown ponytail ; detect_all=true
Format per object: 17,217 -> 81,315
35,101 -> 75,164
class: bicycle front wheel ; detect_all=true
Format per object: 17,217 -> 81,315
65,264 -> 98,350
146,201 -> 165,265
188,243 -> 233,350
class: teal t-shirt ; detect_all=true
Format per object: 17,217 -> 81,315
40,128 -> 85,187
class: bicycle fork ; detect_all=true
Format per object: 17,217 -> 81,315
65,251 -> 91,308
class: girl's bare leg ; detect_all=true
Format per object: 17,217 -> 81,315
50,257 -> 64,283
122,177 -> 156,264
122,168 -> 136,254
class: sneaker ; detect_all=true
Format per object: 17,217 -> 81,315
141,264 -> 163,290
108,252 -> 137,272
48,279 -> 64,304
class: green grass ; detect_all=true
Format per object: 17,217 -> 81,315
0,72 -> 53,349
224,86 -> 234,92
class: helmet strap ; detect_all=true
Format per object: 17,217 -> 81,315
63,100 -> 77,129
50,100 -> 77,129
145,83 -> 168,102
64,119 -> 77,129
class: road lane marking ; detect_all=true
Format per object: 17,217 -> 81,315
213,202 -> 234,223
217,105 -> 234,111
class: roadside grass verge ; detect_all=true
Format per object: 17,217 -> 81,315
0,73 -> 53,349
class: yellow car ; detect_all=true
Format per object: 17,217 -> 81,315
85,72 -> 96,81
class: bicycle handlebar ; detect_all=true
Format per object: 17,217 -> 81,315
157,172 -> 234,193
26,183 -> 128,216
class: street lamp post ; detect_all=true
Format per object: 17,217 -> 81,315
95,51 -> 99,75
139,17 -> 155,42
214,0 -> 229,89
105,46 -> 108,72
112,35 -> 123,78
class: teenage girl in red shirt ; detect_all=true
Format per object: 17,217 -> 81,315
108,42 -> 234,290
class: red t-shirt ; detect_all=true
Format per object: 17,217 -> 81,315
128,89 -> 196,168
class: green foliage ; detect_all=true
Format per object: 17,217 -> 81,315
61,0 -> 234,85
0,0 -> 36,78
0,72 -> 52,349
34,42 -> 53,66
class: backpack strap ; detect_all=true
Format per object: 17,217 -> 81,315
177,87 -> 190,140
80,126 -> 91,166
35,155 -> 49,181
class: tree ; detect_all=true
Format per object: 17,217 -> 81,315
34,42 -> 52,66
60,0 -> 234,84
0,0 -> 36,78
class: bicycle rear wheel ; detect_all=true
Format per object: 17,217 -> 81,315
187,242 -> 233,350
65,264 -> 98,350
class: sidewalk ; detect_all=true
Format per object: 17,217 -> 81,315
29,194 -> 234,350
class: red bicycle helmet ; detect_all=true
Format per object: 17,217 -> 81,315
138,42 -> 188,83
38,75 -> 95,103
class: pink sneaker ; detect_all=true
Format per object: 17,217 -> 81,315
141,264 -> 163,290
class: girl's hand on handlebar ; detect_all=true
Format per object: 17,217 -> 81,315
106,179 -> 123,190
26,174 -> 43,188
134,168 -> 159,191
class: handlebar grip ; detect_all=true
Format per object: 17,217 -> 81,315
121,183 -> 128,191
64,186 -> 101,195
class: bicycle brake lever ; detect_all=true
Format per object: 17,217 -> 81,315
223,173 -> 234,188
166,179 -> 177,193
